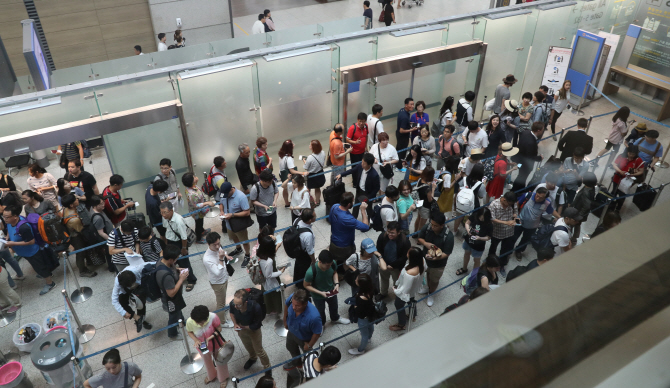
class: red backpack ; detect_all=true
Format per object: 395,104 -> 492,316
201,166 -> 225,196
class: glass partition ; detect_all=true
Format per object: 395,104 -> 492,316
337,37 -> 378,125
150,43 -> 215,69
92,74 -> 177,115
90,54 -> 156,79
319,17 -> 367,37
51,64 -> 94,87
210,33 -> 269,57
576,0 -> 610,33
176,64 -> 261,189
446,18 -> 479,45
376,28 -> 445,59
267,25 -> 320,47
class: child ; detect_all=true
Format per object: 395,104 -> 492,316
138,226 -> 163,263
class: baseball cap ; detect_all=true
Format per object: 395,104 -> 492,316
562,207 -> 583,222
361,238 -> 377,254
218,182 -> 233,198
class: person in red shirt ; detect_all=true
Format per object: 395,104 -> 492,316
611,145 -> 645,211
102,174 -> 135,226
347,112 -> 369,168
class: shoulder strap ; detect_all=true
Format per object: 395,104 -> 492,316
123,362 -> 129,388
311,154 -> 324,169
373,120 -> 380,144
356,253 -> 359,268
252,182 -> 261,201
471,181 -> 482,191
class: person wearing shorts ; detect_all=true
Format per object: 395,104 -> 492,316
416,212 -> 454,307
457,207 -> 493,276
217,182 -> 252,267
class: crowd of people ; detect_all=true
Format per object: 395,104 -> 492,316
0,73 -> 662,387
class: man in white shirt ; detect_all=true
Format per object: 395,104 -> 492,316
367,104 -> 384,147
380,185 -> 399,231
550,207 -> 582,256
160,202 -> 197,289
203,232 -> 234,327
462,121 -> 489,157
157,33 -> 168,51
252,14 -> 266,34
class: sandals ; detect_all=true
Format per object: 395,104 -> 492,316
389,324 -> 406,331
455,268 -> 468,276
204,376 -> 215,385
186,283 -> 195,292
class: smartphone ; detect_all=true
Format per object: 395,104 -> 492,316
274,234 -> 283,245
517,163 -> 522,168
344,143 -> 352,149
199,342 -> 209,354
279,262 -> 292,270
325,289 -> 339,298
167,192 -> 177,200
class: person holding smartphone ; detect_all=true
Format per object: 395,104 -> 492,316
303,250 -> 350,326
488,191 -> 519,277
229,289 -> 271,374
186,305 -> 230,387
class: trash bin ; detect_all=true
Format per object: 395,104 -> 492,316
13,323 -> 43,353
0,361 -> 34,388
31,328 -> 91,388
43,310 -> 69,332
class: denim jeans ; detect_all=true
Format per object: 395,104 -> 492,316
357,318 -> 374,352
167,308 -> 184,338
312,296 -> 340,325
0,249 -> 23,288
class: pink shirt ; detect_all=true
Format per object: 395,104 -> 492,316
186,313 -> 222,353
608,118 -> 627,144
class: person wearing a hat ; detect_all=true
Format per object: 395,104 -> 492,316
493,74 -> 517,115
550,207 -> 582,257
458,147 -> 485,176
624,122 -> 648,147
500,99 -> 520,144
216,182 -> 252,266
557,117 -> 594,161
486,142 -> 518,200
345,238 -> 381,296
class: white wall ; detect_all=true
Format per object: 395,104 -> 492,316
148,0 -> 233,46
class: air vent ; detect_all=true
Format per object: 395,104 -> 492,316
23,0 -> 55,71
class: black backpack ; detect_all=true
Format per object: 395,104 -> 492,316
505,264 -> 529,282
283,220 -> 312,259
530,224 -> 569,251
141,262 -> 164,302
371,204 -> 394,232
245,288 -> 267,321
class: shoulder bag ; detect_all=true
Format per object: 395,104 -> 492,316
377,145 -> 394,179
166,218 -> 196,247
212,326 -> 235,365
227,197 -> 254,233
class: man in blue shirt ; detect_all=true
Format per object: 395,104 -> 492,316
395,97 -> 414,168
282,289 -> 323,370
3,206 -> 56,295
329,192 -> 370,278
145,179 -> 169,238
217,182 -> 252,266
634,129 -> 663,167
513,187 -> 555,260
362,1 -> 373,29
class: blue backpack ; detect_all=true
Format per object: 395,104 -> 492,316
530,224 -> 568,251
461,267 -> 481,295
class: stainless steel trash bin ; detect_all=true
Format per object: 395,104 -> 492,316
30,328 -> 91,388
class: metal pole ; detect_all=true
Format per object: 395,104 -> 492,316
655,138 -> 670,169
319,342 -> 325,354
72,357 -> 87,386
598,152 -> 615,185
0,299 -> 16,327
178,319 -> 204,374
596,199 -> 612,228
63,252 -> 92,303
176,103 -> 194,174
553,129 -> 565,157
274,283 -> 288,337
342,71 -> 349,139
479,95 -> 488,121
585,115 -> 594,135
0,347 -> 20,363
651,184 -> 667,208
231,377 -> 239,388
62,289 -> 95,343
409,67 -> 416,99
572,80 -> 588,116
472,43 -> 488,121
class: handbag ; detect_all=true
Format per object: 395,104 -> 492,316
344,253 -> 360,287
618,176 -> 637,195
225,258 -> 235,276
377,145 -> 394,179
226,198 -> 254,233
212,327 -> 235,364
166,218 -> 196,247
378,9 -> 385,21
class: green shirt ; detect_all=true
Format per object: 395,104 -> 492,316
304,261 -> 335,300
397,194 -> 414,215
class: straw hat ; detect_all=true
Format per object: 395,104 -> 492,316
470,148 -> 485,160
501,142 -> 518,157
504,99 -> 518,112
635,122 -> 647,132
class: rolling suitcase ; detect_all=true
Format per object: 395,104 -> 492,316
632,183 -> 656,212
590,185 -> 616,218
126,200 -> 148,229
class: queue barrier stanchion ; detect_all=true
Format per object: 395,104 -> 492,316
61,252 -> 93,304
178,319 -> 204,374
585,115 -> 594,134
651,183 -> 668,207
655,139 -> 670,169
0,347 -> 20,363
596,198 -> 613,229
71,356 -> 91,385
62,289 -> 96,344
232,377 -> 239,388
274,283 -> 288,337
0,300 -> 17,327
598,151 -> 616,186
572,79 -> 588,116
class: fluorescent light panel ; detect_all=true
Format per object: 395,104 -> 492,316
263,46 -> 331,62
0,96 -> 61,116
390,25 -> 446,37
178,60 -> 254,79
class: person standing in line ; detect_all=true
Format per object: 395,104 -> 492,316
278,140 -> 307,206
303,346 -> 342,381
0,171 -> 16,193
217,182 -> 252,266
388,246 -> 424,332
186,305 -> 230,388
404,144 -> 426,184
154,158 -> 181,208
396,180 -> 416,234
437,125 -> 460,170
182,172 -> 214,244
396,98 -> 415,168
250,169 -> 279,234
561,147 -> 589,204
0,218 -> 25,289
367,104 -> 385,147
570,171 -> 597,246
137,226 -> 162,263
486,142 -> 518,200
65,160 -> 99,209
288,174 -> 311,224
363,1 -> 373,29
264,10 -> 275,31
594,106 -> 631,161
634,129 -> 663,168
336,153 -> 380,220
530,91 -> 549,129
282,289 -> 323,370
540,85 -> 553,105
112,266 -> 153,333
26,164 -> 59,209
369,132 -> 398,195
410,101 -> 430,143
550,80 -> 571,138
376,221 -> 411,300
203,232 -> 235,328
438,96 -> 455,130
254,137 -> 273,176
493,74 -> 517,115
610,145 -> 645,212
329,192 -> 370,279
557,117 -> 593,161
252,14 -> 266,34
412,125 -> 436,165
22,190 -> 56,215
304,140 -> 327,206
484,115 -> 506,159
329,124 -> 352,183
107,221 -> 140,273
461,121 -> 489,157
235,143 -> 256,212
102,174 -> 135,227
383,0 -> 395,27
209,156 -> 228,190
134,45 -> 143,55
58,141 -> 85,168
229,289 -> 272,375
624,122 -> 648,147
174,29 -> 186,46
157,33 -> 168,51
417,212 -> 454,307
256,235 -> 285,315
61,194 -> 98,278
347,112 -> 370,166
455,91 -> 475,133
512,187 -> 554,261
160,201 -> 197,291
488,191 -> 518,276
345,238 -> 380,296
348,273 -> 376,355
303,250 -> 351,326
550,207 -> 582,257
293,209 -> 316,291
156,245 -> 188,339
83,349 -> 142,388
512,122 -> 544,192
145,179 -> 169,239
457,207 -> 492,276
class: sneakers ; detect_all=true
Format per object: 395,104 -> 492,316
418,284 -> 429,295
427,295 -> 434,307
169,332 -> 183,341
142,321 -> 153,330
80,269 -> 98,278
243,358 -> 257,370
222,320 -> 234,328
334,317 -> 350,325
40,282 -> 56,295
241,255 -> 251,268
135,315 -> 145,333
515,251 -> 523,261
348,348 -> 365,356
229,247 -> 243,257
11,275 -> 25,281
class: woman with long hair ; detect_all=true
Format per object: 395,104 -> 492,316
403,144 -> 426,183
288,174 -> 310,223
22,189 -> 56,214
486,142 -> 518,200
595,106 -> 632,160
256,235 -> 285,315
457,207 -> 493,275
304,139 -> 327,206
27,164 -> 59,208
83,348 -> 142,388
388,246 -> 424,331
549,80 -> 571,137
484,114 -> 506,158
414,167 -> 436,234
396,180 -> 416,234
278,140 -> 307,206
349,273 -> 376,355
439,96 -> 454,129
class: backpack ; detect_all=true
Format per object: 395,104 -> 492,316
246,257 -> 266,285
456,100 -> 471,127
245,288 -> 267,321
113,228 -> 138,250
30,211 -> 70,246
252,181 -> 277,203
81,213 -> 105,244
371,204 -> 394,232
530,223 -> 569,251
202,166 -> 225,196
505,264 -> 529,282
532,103 -> 550,127
372,300 -> 388,324
455,181 -> 482,214
143,262 -> 165,302
461,267 -> 481,295
283,220 -> 313,259
16,214 -> 47,247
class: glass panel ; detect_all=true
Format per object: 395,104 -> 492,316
609,0 -> 640,37
93,74 -> 177,115
210,34 -> 268,57
267,25 -> 320,47
446,18 -> 477,45
576,0 -> 610,33
104,120 -> 188,211
0,88 -> 100,138
150,43 -> 214,69
90,55 -> 155,79
412,61 -> 457,123
51,64 -> 94,87
376,28 -> 445,59
519,4 -> 576,95
176,65 -> 260,189
330,45 -> 340,128
511,9 -> 539,102
337,37 -> 378,126
319,17 -> 367,37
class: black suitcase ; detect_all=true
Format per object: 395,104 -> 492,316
632,183 -> 656,212
126,205 -> 147,229
590,185 -> 616,218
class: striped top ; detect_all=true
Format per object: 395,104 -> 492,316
107,228 -> 139,265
